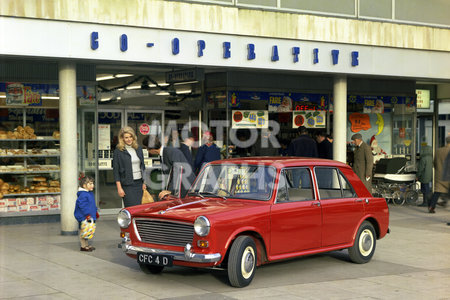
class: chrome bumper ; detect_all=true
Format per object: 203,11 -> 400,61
120,239 -> 221,264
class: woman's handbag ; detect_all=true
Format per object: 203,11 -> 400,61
142,189 -> 155,204
80,219 -> 96,239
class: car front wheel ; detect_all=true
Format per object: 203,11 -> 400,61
228,235 -> 257,288
348,221 -> 376,264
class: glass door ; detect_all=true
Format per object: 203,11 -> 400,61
127,110 -> 165,201
97,110 -> 124,211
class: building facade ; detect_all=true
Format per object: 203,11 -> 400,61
0,0 -> 449,231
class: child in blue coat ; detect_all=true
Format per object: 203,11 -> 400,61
74,175 -> 98,252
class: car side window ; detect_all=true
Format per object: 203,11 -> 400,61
315,167 -> 341,199
276,171 -> 288,203
338,171 -> 357,198
315,167 -> 356,199
277,168 -> 314,203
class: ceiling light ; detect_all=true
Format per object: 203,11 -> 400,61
96,75 -> 114,81
126,85 -> 141,90
176,90 -> 192,94
115,74 -> 134,78
41,96 -> 59,99
174,81 -> 198,85
156,91 -> 170,96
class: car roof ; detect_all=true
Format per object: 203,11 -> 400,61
209,157 -> 351,170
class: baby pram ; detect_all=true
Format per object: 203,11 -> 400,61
372,157 -> 419,205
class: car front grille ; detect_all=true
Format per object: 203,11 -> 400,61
134,219 -> 194,247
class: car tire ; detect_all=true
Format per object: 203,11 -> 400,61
228,235 -> 257,288
348,221 -> 376,264
139,263 -> 164,274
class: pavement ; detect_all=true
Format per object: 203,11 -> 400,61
0,203 -> 449,300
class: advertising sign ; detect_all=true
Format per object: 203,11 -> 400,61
139,123 -> 150,135
416,89 -> 430,109
98,124 -> 111,150
292,111 -> 326,128
232,110 -> 268,129
5,83 -> 42,106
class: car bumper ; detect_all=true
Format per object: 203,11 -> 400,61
120,238 -> 222,264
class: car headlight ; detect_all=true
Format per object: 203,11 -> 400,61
194,216 -> 210,237
117,209 -> 131,228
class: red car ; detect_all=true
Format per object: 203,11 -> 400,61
118,157 -> 389,287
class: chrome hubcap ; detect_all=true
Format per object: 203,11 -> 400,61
359,229 -> 374,256
241,246 -> 255,279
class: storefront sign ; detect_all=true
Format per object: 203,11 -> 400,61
416,89 -> 430,109
165,68 -> 204,83
292,111 -> 326,128
98,124 -> 111,150
232,110 -> 268,129
2,17 -> 450,80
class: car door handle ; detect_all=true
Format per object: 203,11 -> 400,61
312,202 -> 321,207
355,199 -> 369,203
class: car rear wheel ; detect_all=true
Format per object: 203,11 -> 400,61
348,221 -> 376,264
228,235 -> 257,288
139,263 -> 164,274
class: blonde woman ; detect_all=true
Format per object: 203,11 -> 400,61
113,126 -> 146,207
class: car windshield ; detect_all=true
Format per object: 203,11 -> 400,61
190,164 -> 276,201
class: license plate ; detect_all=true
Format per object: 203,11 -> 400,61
137,252 -> 173,267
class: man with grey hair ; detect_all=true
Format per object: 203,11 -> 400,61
351,133 -> 374,193
428,135 -> 450,213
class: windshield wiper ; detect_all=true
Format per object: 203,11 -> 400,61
198,191 -> 226,200
187,192 -> 204,198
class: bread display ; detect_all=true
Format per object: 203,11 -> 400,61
0,120 -> 60,214
0,178 -> 60,195
0,125 -> 37,140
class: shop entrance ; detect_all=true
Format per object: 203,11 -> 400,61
79,107 -> 164,214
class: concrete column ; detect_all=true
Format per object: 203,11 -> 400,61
333,76 -> 348,164
59,62 -> 78,235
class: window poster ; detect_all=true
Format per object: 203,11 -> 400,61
292,111 -> 326,128
98,124 -> 111,150
232,110 -> 268,129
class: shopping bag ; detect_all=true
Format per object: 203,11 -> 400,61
80,219 -> 96,239
142,189 -> 154,204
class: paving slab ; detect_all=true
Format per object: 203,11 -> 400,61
0,204 -> 449,299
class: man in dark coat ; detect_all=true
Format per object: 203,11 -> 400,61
179,132 -> 195,171
287,126 -> 318,158
351,133 -> 374,193
287,126 -> 317,188
428,136 -> 450,213
315,131 -> 333,159
147,136 -> 196,199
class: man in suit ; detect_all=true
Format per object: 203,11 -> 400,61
315,131 -> 333,159
147,136 -> 196,199
179,131 -> 195,171
287,126 -> 318,187
351,133 -> 374,193
287,126 -> 318,158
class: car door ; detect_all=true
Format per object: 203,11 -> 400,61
314,167 -> 363,247
270,168 -> 322,257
